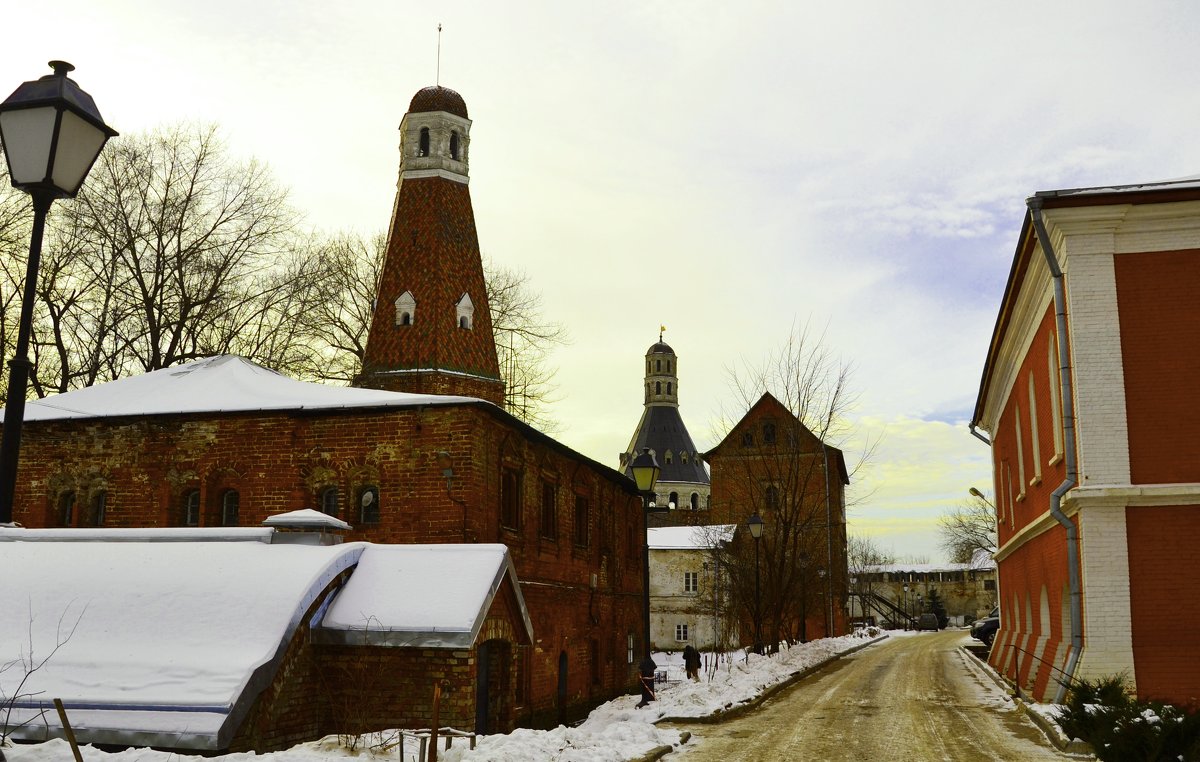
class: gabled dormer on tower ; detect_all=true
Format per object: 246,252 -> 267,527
357,86 -> 504,404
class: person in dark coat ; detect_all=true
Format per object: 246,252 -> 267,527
683,644 -> 701,682
637,654 -> 657,707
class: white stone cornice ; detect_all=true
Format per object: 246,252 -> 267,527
1064,482 -> 1200,509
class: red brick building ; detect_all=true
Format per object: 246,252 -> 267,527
704,393 -> 849,644
971,177 -> 1200,706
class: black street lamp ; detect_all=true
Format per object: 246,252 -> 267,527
0,61 -> 116,523
630,447 -> 662,705
902,583 -> 909,631
818,568 -> 828,636
747,512 -> 764,654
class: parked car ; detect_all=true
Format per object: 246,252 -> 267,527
971,607 -> 1000,646
916,612 -> 940,631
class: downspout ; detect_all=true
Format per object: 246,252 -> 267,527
1028,198 -> 1084,702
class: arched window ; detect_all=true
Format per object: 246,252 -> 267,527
450,131 -> 460,160
222,490 -> 240,526
763,422 -> 776,444
320,486 -> 339,517
666,382 -> 673,395
88,491 -> 107,527
456,293 -> 475,330
669,491 -> 679,509
656,359 -> 662,372
418,127 -> 430,157
667,360 -> 672,372
655,381 -> 662,395
395,290 -> 416,327
56,491 -> 76,527
183,489 -> 200,526
690,493 -> 699,510
358,485 -> 381,524
766,485 -> 779,511
400,312 -> 412,326
664,450 -> 673,465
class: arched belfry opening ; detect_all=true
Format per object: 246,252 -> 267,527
418,127 -> 431,157
450,131 -> 460,160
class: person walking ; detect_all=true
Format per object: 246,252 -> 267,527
683,644 -> 701,682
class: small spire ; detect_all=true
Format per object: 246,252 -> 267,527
659,324 -> 666,342
436,23 -> 443,86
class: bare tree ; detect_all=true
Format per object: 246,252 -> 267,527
484,255 -> 568,431
847,534 -> 895,626
0,603 -> 85,752
709,322 -> 877,648
938,491 -> 997,565
15,124 -> 301,395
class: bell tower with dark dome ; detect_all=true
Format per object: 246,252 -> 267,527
358,85 -> 504,404
621,333 -> 710,514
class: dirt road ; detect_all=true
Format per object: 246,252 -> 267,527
668,631 -> 1081,761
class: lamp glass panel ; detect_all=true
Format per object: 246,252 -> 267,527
0,107 -> 56,185
51,110 -> 107,194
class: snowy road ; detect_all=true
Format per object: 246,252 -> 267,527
667,631 -> 1079,761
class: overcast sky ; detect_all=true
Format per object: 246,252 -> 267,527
5,1 -> 1200,561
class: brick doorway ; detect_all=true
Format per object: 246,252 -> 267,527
475,639 -> 512,734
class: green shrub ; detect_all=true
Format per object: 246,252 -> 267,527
1055,674 -> 1200,761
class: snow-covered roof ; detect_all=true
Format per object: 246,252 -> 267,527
316,544 -> 533,649
262,508 -> 352,531
0,534 -> 363,750
1036,173 -> 1200,199
0,526 -> 274,542
8,355 -> 480,422
648,524 -> 735,550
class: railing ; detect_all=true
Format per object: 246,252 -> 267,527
394,727 -> 477,762
858,591 -> 916,628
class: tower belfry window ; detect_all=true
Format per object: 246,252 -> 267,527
418,127 -> 430,157
450,131 -> 460,160
395,290 -> 416,327
655,381 -> 662,395
667,382 -> 673,395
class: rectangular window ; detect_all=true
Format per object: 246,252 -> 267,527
573,494 -> 590,547
675,623 -> 689,642
627,633 -> 635,664
763,422 -> 776,443
501,469 -> 522,529
684,571 -> 699,593
540,480 -> 557,540
983,578 -> 997,591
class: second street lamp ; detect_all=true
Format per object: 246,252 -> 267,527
0,61 -> 117,523
747,512 -> 764,654
630,447 -> 662,706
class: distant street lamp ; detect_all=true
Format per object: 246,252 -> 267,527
850,576 -> 859,626
818,568 -> 828,636
0,61 -> 117,523
747,512 -> 764,654
902,583 -> 910,631
968,487 -> 996,508
630,447 -> 662,705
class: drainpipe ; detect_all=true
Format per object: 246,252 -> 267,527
1028,198 -> 1084,702
969,425 -> 992,447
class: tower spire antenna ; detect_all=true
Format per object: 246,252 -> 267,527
659,324 -> 666,343
436,23 -> 443,85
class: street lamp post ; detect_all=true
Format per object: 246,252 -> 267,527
747,513 -> 764,654
902,583 -> 909,631
917,593 -> 924,621
0,61 -> 116,523
850,575 -> 858,626
818,568 -> 828,636
630,447 -> 661,705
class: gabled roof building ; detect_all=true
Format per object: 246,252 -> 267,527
971,175 -> 1200,705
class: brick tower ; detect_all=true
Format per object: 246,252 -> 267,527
358,86 -> 505,405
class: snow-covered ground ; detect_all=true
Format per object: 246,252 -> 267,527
3,632 -> 882,762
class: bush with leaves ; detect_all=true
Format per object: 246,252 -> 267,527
1055,674 -> 1200,761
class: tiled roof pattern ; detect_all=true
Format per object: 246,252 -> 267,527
408,86 -> 469,119
626,405 -> 709,484
361,176 -> 501,402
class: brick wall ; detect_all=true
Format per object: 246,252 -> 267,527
1125,505 -> 1200,706
1115,248 -> 1200,484
9,401 -> 643,727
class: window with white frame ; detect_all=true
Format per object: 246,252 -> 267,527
684,571 -> 699,593
675,623 -> 689,642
